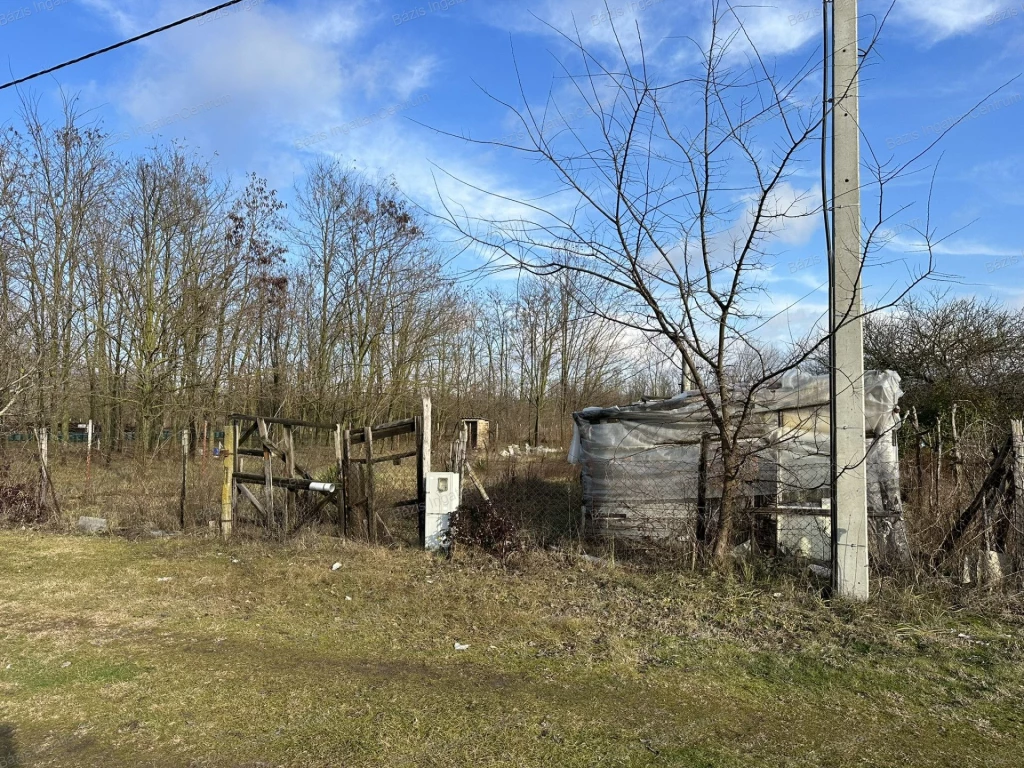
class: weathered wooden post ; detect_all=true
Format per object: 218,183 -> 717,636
200,420 -> 209,490
696,432 -> 710,546
366,425 -> 376,544
418,394 -> 432,547
36,427 -> 49,510
179,428 -> 189,530
417,416 -> 424,546
221,424 -> 235,539
912,407 -> 923,504
951,403 -> 961,487
339,423 -> 352,536
934,417 -> 943,512
257,417 -> 275,531
85,420 -> 94,502
1011,420 -> 1024,570
458,420 -> 469,478
284,424 -> 296,535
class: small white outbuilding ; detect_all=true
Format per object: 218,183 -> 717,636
568,370 -> 908,562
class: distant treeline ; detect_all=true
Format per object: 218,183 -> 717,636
0,101 -> 677,453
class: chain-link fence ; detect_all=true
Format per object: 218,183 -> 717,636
440,424 -> 921,574
3,405 -> 1022,588
456,449 -> 583,549
0,423 -> 227,532
347,429 -> 421,546
899,418 -> 1024,584
441,434 -> 853,566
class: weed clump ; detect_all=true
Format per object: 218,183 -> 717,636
450,499 -> 522,560
0,458 -> 42,524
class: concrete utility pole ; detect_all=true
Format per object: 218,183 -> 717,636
831,0 -> 870,600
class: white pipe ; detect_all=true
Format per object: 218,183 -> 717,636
309,482 -> 336,494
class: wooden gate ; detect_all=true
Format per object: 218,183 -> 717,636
219,397 -> 432,545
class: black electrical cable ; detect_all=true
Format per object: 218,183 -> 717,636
0,0 -> 249,93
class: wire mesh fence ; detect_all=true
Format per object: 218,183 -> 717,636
350,430 -> 421,546
456,450 -> 583,549
899,419 -> 1024,584
2,407 -> 1022,589
0,424 -> 225,533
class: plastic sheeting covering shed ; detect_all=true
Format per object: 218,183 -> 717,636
569,370 -> 908,559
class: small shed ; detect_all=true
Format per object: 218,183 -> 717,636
460,418 -> 490,451
568,370 -> 907,560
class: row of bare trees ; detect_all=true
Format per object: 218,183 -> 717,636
438,1 -> 943,562
0,98 -> 652,454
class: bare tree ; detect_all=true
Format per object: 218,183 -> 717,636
0,306 -> 34,419
0,133 -> 34,419
110,146 -> 230,453
291,161 -> 459,425
866,292 -> 1024,425
437,2 -> 943,563
2,95 -> 114,442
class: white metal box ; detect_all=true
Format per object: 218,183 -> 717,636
425,472 -> 460,551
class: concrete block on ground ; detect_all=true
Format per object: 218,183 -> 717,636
77,516 -> 108,533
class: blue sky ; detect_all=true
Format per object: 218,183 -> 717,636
1,0 -> 1022,332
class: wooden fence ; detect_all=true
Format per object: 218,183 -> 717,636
219,396 -> 432,545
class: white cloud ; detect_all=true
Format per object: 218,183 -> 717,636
306,6 -> 366,45
477,0 -> 684,63
480,0 -> 823,66
887,235 -> 1021,258
724,2 -> 823,57
79,0 -> 140,34
895,0 -> 1003,42
736,182 -> 823,249
345,42 -> 440,101
116,11 -> 346,130
74,0 -> 445,178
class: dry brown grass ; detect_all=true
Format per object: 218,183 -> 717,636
0,527 -> 1022,766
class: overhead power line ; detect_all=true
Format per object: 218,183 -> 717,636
0,0 -> 248,93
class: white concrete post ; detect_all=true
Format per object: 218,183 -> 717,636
86,420 -> 94,501
831,0 -> 870,600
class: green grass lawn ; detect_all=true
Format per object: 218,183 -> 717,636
0,531 -> 1021,767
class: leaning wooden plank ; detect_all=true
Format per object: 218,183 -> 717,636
366,426 -> 377,544
237,420 -> 259,448
934,435 -> 1013,565
236,482 -> 267,519
250,433 -> 314,481
292,494 -> 336,533
466,464 -> 490,503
